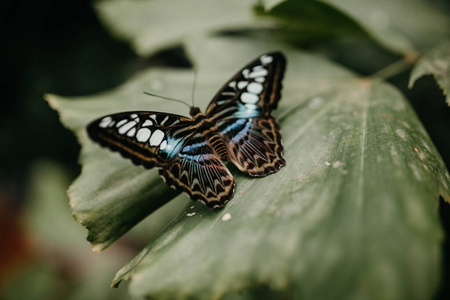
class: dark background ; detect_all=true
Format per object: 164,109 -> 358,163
1,0 -> 449,298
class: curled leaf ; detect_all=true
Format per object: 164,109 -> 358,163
409,39 -> 450,106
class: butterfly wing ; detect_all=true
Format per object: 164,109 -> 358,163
159,133 -> 235,208
206,52 -> 287,176
215,116 -> 285,177
87,111 -> 194,168
205,52 -> 286,118
87,111 -> 234,207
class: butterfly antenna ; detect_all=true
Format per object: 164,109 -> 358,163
191,67 -> 197,108
143,92 -> 191,108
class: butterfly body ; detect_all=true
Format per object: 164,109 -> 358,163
88,52 -> 286,208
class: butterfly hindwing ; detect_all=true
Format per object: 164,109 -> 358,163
158,133 -> 235,208
216,115 -> 285,177
87,111 -> 194,168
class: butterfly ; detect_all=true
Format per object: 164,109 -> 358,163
87,52 -> 286,208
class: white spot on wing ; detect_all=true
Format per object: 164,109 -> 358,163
150,114 -> 157,121
127,127 -> 136,137
260,55 -> 273,64
160,140 -> 167,150
255,77 -> 265,83
228,81 -> 236,89
130,114 -> 138,119
149,129 -> 165,146
142,119 -> 153,127
136,128 -> 151,142
249,69 -> 268,78
237,81 -> 248,89
242,69 -> 250,78
241,92 -> 259,104
118,121 -> 137,134
99,116 -> 112,128
161,116 -> 169,125
253,65 -> 264,71
247,82 -> 263,94
116,119 -> 127,128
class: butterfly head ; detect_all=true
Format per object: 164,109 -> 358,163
189,106 -> 202,118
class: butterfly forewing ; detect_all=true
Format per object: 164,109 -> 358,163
87,111 -> 194,168
206,52 -> 286,119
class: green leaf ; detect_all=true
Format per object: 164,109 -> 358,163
95,0 -> 274,57
263,0 -> 373,45
321,0 -> 450,55
409,39 -> 450,106
107,37 -> 450,300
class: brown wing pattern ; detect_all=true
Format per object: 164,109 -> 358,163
216,116 -> 285,177
158,134 -> 235,208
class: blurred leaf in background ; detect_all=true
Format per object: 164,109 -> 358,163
2,161 -> 134,300
95,0 -> 275,56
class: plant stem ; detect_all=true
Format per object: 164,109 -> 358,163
370,51 -> 420,80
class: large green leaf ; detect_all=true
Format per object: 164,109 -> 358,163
47,34 -> 450,299
409,39 -> 450,106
